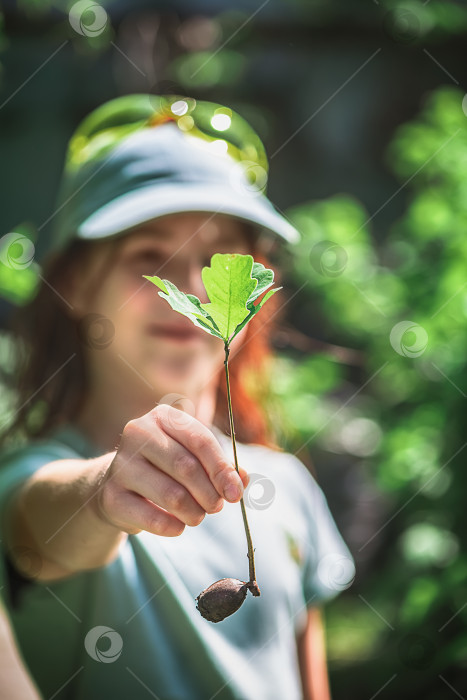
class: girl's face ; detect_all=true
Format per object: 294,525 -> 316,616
68,212 -> 253,406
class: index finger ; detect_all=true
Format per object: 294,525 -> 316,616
154,405 -> 245,503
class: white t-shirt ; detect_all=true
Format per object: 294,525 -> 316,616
0,423 -> 355,700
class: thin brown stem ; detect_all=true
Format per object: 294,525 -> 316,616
224,342 -> 260,596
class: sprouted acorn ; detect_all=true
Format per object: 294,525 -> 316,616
144,254 -> 281,621
196,578 -> 248,623
196,577 -> 261,623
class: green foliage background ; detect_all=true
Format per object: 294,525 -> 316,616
273,86 -> 467,696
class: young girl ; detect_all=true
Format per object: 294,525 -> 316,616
0,95 -> 355,700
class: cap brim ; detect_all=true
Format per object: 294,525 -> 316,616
77,183 -> 300,244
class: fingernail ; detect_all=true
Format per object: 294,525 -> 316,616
224,477 -> 243,502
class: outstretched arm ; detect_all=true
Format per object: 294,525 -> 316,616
3,406 -> 247,582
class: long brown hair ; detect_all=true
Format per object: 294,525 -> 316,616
1,225 -> 285,451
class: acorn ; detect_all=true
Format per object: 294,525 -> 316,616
196,578 -> 249,623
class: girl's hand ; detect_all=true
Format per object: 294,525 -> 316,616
96,405 -> 249,537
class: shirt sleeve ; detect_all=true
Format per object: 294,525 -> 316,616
0,441 -> 83,604
285,454 -> 356,608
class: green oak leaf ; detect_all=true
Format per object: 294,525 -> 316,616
200,254 -> 258,339
144,253 -> 281,344
230,286 -> 281,339
185,293 -> 221,334
247,262 -> 275,304
143,275 -> 224,339
229,260 -> 282,340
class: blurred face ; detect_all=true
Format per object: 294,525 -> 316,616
67,212 -> 253,408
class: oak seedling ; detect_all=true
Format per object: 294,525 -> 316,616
144,253 -> 281,621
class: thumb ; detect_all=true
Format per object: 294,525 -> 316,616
237,465 -> 250,489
